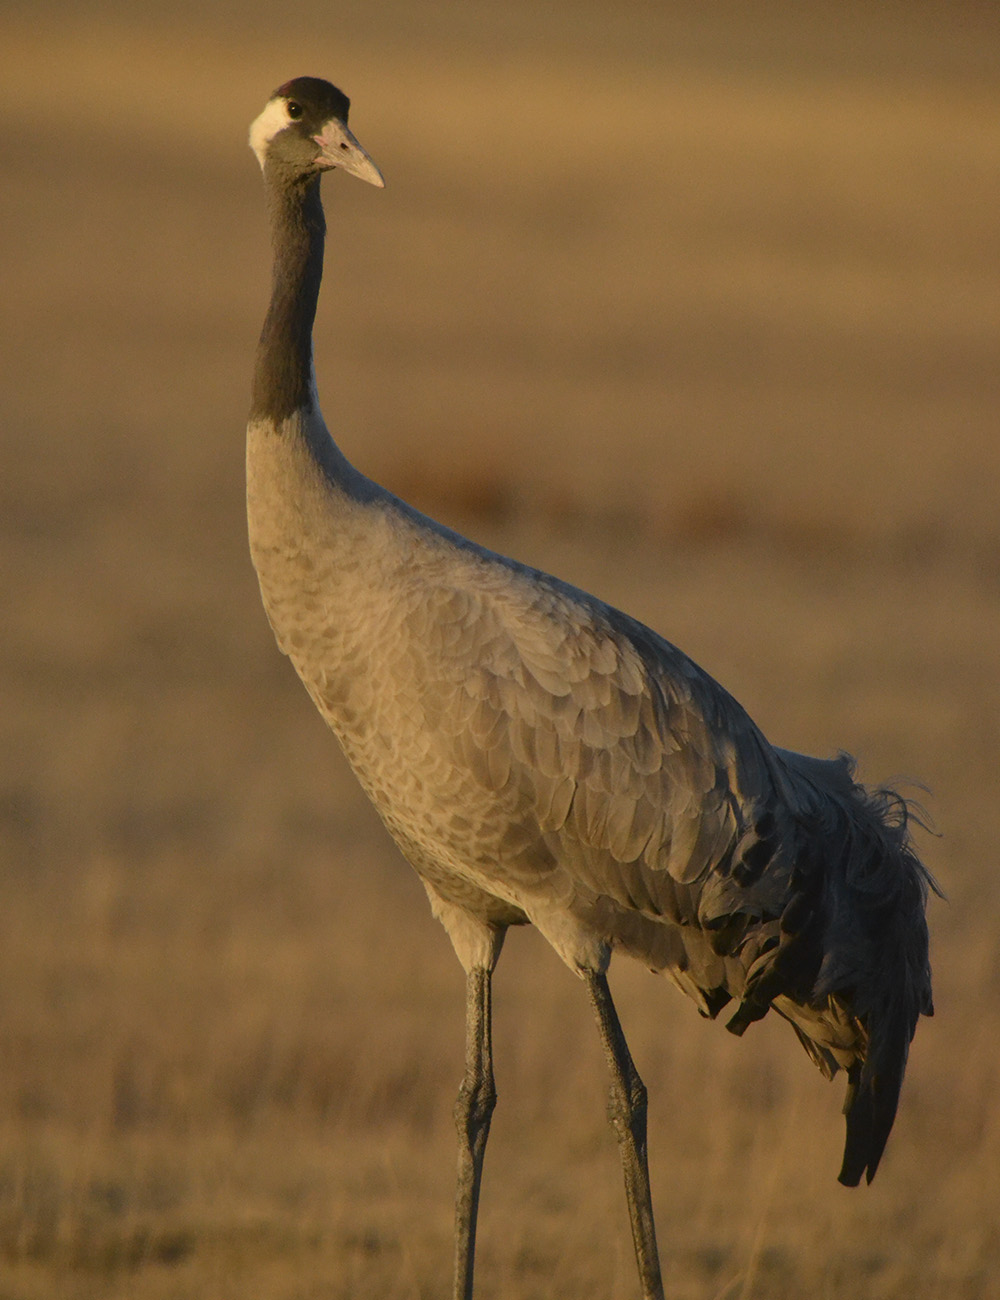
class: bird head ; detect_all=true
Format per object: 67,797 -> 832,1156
249,76 -> 384,187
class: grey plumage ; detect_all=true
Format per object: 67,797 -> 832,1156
246,77 -> 935,1299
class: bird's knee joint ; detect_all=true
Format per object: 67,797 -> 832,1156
606,1076 -> 647,1130
454,1077 -> 497,1136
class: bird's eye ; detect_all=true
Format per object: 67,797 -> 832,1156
286,101 -> 303,119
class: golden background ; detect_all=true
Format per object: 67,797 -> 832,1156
1,3 -> 997,1296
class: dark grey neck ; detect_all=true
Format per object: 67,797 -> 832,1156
251,170 -> 326,424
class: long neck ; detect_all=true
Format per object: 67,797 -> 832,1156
251,171 -> 326,423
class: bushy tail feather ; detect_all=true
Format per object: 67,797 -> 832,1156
819,779 -> 936,1186
703,749 -> 935,1185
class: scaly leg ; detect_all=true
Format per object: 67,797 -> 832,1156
452,964 -> 496,1300
587,970 -> 666,1300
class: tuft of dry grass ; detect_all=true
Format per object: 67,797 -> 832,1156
1,3 -> 998,1296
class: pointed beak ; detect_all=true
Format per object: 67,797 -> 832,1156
313,118 -> 385,187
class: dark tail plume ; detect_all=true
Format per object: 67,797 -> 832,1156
817,779 -> 936,1186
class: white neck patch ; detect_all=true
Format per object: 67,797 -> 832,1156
249,97 -> 294,169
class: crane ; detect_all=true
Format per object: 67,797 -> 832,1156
246,77 -> 935,1300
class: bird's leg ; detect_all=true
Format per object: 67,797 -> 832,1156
452,963 -> 496,1300
587,970 -> 666,1300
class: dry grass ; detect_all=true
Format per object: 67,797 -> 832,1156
1,3 -> 998,1296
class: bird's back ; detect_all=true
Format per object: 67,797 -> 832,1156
249,410 -> 933,1129
249,407 -> 756,932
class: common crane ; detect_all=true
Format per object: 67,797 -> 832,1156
246,77 -> 934,1300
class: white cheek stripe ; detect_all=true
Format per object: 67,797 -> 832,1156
249,98 -> 292,168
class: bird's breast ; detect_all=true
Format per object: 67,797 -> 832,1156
247,422 -> 529,902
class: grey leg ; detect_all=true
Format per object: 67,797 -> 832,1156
452,964 -> 496,1300
587,970 -> 666,1300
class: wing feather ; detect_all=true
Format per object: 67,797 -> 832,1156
404,565 -> 785,978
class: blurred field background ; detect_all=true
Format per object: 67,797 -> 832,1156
1,2 -> 998,1297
